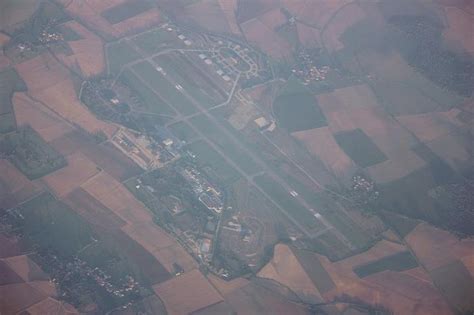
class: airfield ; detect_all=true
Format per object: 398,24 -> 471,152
0,0 -> 473,314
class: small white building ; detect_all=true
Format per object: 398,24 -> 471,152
163,138 -> 174,146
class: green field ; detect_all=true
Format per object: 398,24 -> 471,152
292,247 -> 336,293
273,77 -> 327,132
119,69 -> 176,116
412,143 -> 456,186
353,251 -> 418,278
101,0 -> 152,24
153,53 -> 225,108
380,211 -> 419,238
185,140 -> 241,185
189,114 -> 261,175
132,28 -> 181,54
132,61 -> 197,115
334,128 -> 387,168
106,41 -> 141,75
1,126 -> 67,179
254,174 -> 323,230
379,166 -> 437,220
0,113 -> 17,134
168,121 -> 197,142
0,68 -> 26,133
17,192 -> 94,256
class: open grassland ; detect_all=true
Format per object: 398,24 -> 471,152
254,174 -> 323,230
132,61 -> 197,115
168,121 -> 197,142
189,114 -> 261,175
107,41 -> 141,75
153,52 -> 226,108
132,28 -> 182,54
119,69 -> 176,116
1,126 -> 67,180
185,140 -> 241,185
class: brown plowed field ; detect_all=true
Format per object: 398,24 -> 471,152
13,93 -> 73,142
63,188 -> 127,230
57,21 -> 105,78
42,152 -> 101,198
153,269 -> 223,315
0,159 -> 42,209
58,0 -> 162,39
15,53 -> 117,137
50,131 -> 142,181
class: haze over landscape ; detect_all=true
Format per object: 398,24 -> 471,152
0,0 -> 473,314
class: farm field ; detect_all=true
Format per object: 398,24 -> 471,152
0,159 -> 42,209
334,128 -> 387,168
257,244 -> 324,304
1,126 -> 67,180
101,0 -> 153,24
57,0 -> 162,39
55,21 -> 105,78
353,251 -> 418,278
153,269 -> 223,315
273,78 -> 327,132
0,68 -> 26,133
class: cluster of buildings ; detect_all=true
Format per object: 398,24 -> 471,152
17,27 -> 63,52
48,254 -> 139,300
351,175 -> 379,204
293,50 -> 330,84
179,167 -> 224,214
39,28 -> 63,44
254,116 -> 276,132
112,128 -> 179,170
